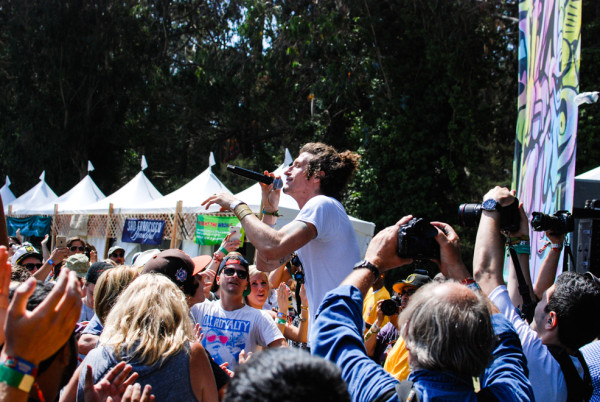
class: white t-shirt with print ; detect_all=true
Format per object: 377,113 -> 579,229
190,301 -> 283,371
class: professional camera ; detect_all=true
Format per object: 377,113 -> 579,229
531,210 -> 574,235
397,218 -> 440,260
380,295 -> 402,316
458,198 -> 521,232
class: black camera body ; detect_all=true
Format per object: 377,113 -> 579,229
458,198 -> 521,232
397,218 -> 440,260
531,210 -> 574,235
380,295 -> 402,316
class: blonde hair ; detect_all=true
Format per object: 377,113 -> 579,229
248,265 -> 269,286
94,265 -> 139,324
100,274 -> 194,366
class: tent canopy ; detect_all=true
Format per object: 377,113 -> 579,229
32,175 -> 105,215
123,166 -> 231,214
575,166 -> 600,182
8,172 -> 58,215
75,171 -> 162,215
1,176 -> 16,212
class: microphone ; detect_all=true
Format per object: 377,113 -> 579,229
226,165 -> 283,190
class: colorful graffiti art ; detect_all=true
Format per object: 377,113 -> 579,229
512,0 -> 581,280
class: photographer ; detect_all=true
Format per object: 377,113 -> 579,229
311,216 -> 533,401
473,186 -> 599,401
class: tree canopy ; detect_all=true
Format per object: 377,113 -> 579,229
0,0 -> 597,244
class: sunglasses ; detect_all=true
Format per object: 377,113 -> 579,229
111,252 -> 124,258
70,246 -> 85,252
24,263 -> 43,272
401,288 -> 416,297
222,268 -> 248,280
206,334 -> 228,344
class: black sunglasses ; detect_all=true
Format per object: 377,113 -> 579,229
70,246 -> 85,252
111,252 -> 124,258
222,268 -> 248,280
24,263 -> 43,271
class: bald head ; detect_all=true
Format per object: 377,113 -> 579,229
398,281 -> 494,377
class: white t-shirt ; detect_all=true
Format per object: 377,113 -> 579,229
489,285 -> 568,401
190,301 -> 283,371
295,195 -> 360,332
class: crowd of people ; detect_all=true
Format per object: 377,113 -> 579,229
0,142 -> 599,402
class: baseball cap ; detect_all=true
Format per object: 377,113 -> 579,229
108,245 -> 125,256
141,249 -> 197,295
192,255 -> 212,276
86,261 -> 113,284
12,245 -> 43,266
63,254 -> 90,278
393,273 -> 432,294
217,255 -> 250,275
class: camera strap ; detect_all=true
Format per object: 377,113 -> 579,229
562,242 -> 575,272
507,245 -> 536,323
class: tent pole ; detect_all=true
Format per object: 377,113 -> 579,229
51,204 -> 58,250
104,203 -> 114,259
170,200 -> 183,249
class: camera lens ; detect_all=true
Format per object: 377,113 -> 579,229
458,203 -> 481,227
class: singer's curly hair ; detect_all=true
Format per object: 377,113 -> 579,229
300,143 -> 360,201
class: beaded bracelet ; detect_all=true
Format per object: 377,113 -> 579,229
262,209 -> 280,217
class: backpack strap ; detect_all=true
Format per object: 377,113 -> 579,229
547,345 -> 593,401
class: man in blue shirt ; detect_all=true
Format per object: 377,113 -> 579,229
311,215 -> 534,401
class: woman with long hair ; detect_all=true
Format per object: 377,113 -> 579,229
77,274 -> 218,401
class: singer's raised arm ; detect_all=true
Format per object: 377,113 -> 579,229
201,192 -> 316,271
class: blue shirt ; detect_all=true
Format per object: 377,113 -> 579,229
311,285 -> 534,402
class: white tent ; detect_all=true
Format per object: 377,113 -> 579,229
77,171 -> 162,215
234,149 -> 376,257
124,166 -> 231,214
575,166 -> 600,182
30,175 -> 105,215
8,172 -> 58,215
1,176 -> 16,213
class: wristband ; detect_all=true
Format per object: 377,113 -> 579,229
276,311 -> 287,319
370,323 -> 381,333
47,259 -> 55,267
551,243 -> 563,252
212,252 -> 223,262
364,331 -> 375,341
277,318 -> 286,325
262,209 -> 280,217
460,277 -> 481,292
218,247 -> 229,256
0,365 -> 35,393
511,244 -> 530,255
2,355 -> 37,377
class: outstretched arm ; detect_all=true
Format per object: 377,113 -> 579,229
202,192 -> 316,272
533,231 -> 565,299
473,187 -> 516,296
